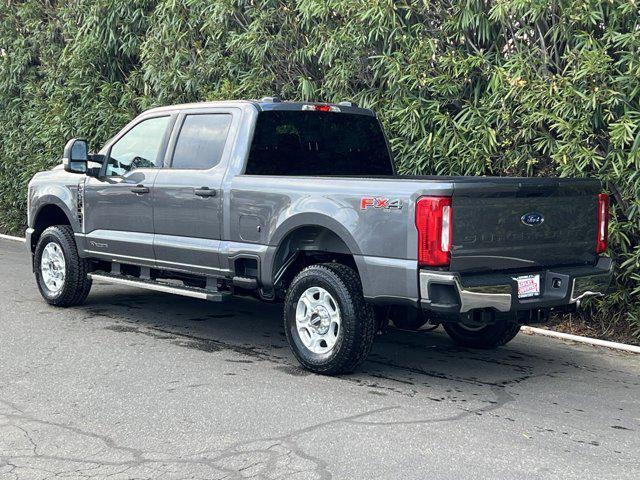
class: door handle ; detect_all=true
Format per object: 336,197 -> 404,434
194,187 -> 217,197
131,185 -> 149,194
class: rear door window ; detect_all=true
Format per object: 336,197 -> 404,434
245,111 -> 394,176
171,113 -> 232,170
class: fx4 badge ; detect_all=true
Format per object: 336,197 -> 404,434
360,197 -> 403,210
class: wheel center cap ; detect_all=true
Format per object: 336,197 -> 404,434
310,307 -> 331,335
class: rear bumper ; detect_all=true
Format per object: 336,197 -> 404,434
419,257 -> 613,314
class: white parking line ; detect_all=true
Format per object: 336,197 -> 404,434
522,326 -> 640,354
0,234 -> 25,243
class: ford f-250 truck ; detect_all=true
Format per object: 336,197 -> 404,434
26,98 -> 613,374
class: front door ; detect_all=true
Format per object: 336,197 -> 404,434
82,114 -> 173,264
152,110 -> 234,276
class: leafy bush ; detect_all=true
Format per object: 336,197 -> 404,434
1,0 -> 638,336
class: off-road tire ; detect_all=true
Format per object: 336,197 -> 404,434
34,225 -> 92,306
443,319 -> 521,349
284,263 -> 376,375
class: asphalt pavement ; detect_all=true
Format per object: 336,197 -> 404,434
0,238 -> 638,479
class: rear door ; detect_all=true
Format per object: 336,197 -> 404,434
450,179 -> 600,273
152,108 -> 235,275
83,114 -> 174,264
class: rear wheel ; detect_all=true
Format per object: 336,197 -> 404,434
443,318 -> 520,349
284,263 -> 376,375
34,225 -> 92,306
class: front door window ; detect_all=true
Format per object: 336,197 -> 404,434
106,116 -> 170,176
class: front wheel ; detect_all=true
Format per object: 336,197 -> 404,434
283,263 -> 376,375
34,225 -> 92,307
443,318 -> 521,349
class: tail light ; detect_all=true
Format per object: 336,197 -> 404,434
596,193 -> 609,254
416,196 -> 452,267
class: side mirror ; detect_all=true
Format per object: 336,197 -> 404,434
62,138 -> 88,174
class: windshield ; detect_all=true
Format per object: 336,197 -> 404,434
245,110 -> 394,176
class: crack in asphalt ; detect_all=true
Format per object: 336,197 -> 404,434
1,247 -> 638,479
0,314 -> 552,480
0,401 -> 414,479
0,386 -> 520,480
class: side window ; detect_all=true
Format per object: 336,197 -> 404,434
171,114 -> 232,170
106,116 -> 170,176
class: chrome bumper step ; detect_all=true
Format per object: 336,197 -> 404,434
88,272 -> 231,302
419,257 -> 613,314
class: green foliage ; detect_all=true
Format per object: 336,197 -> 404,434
1,0 -> 639,335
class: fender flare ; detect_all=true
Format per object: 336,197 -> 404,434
269,212 -> 361,255
31,193 -> 79,232
261,213 -> 362,291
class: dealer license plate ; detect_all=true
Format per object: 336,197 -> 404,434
516,274 -> 541,299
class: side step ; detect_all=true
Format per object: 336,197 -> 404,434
88,272 -> 231,302
232,276 -> 258,290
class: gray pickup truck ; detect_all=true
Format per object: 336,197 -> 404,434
26,98 -> 613,374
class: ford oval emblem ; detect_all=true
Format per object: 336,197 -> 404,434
521,212 -> 544,227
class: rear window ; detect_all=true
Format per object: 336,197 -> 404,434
245,111 -> 394,176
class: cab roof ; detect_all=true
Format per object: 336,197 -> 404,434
146,98 -> 376,116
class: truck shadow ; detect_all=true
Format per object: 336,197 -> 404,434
79,285 -> 635,401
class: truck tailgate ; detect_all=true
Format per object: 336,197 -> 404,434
450,179 -> 600,273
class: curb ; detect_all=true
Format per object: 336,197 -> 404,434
521,326 -> 640,354
0,234 -> 25,243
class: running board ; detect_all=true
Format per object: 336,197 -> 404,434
88,273 -> 231,302
232,276 -> 258,290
